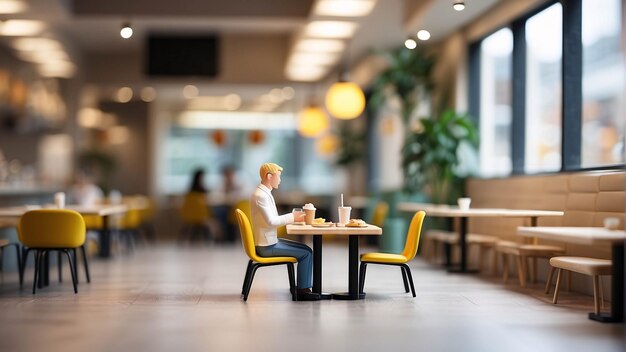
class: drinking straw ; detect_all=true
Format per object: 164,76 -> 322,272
341,193 -> 344,207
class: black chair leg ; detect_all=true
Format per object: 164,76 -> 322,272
72,248 -> 79,284
243,264 -> 260,302
401,266 -> 409,293
287,263 -> 296,301
63,250 -> 78,294
20,248 -> 31,287
81,245 -> 91,283
403,264 -> 416,297
32,250 -> 42,294
241,260 -> 253,295
359,263 -> 367,294
57,251 -> 63,283
11,243 -> 22,284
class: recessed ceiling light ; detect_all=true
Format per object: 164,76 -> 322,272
295,39 -> 346,53
0,1 -> 28,14
453,0 -> 465,11
0,20 -> 45,36
305,21 -> 358,39
289,52 -> 341,66
314,0 -> 375,17
417,30 -> 431,41
140,87 -> 156,102
120,22 -> 133,39
286,65 -> 327,82
404,39 -> 417,50
12,38 -> 63,51
116,87 -> 133,103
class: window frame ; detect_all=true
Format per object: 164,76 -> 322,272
468,0 -> 625,177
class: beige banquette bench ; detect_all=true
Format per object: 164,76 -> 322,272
465,171 -> 625,296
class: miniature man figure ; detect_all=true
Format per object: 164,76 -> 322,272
249,163 -> 320,301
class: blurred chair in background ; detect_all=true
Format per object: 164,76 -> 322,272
179,192 -> 217,244
19,210 -> 86,294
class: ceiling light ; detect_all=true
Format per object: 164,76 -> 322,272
417,30 -> 431,41
453,0 -> 465,11
325,80 -> 365,119
404,38 -> 417,50
0,20 -> 45,36
120,22 -> 133,39
289,52 -> 341,66
140,87 -> 156,102
286,65 -> 327,82
17,50 -> 69,63
183,85 -> 199,99
12,38 -> 62,51
305,21 -> 358,39
295,39 -> 346,53
314,0 -> 375,17
298,105 -> 329,138
116,87 -> 133,103
38,61 -> 76,78
281,87 -> 295,100
0,1 -> 28,14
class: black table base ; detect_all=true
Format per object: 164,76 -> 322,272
312,234 -> 364,300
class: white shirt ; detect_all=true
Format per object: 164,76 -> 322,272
69,184 -> 104,206
249,184 -> 294,246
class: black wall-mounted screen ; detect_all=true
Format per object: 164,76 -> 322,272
145,34 -> 219,77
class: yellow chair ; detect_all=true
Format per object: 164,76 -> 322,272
359,211 -> 426,297
234,209 -> 296,301
179,192 -> 212,243
370,201 -> 389,228
18,210 -> 86,294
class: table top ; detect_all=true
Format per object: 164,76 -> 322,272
397,202 -> 564,218
517,226 -> 626,245
0,204 -> 128,218
286,224 -> 382,236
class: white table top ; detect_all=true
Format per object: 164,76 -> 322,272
0,204 -> 128,218
286,224 -> 382,236
397,202 -> 564,218
517,226 -> 626,245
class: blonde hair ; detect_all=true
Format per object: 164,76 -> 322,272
259,163 -> 283,180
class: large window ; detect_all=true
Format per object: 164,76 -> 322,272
525,3 -> 563,173
479,28 -> 513,176
581,0 -> 625,167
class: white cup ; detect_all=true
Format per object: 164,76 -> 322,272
337,206 -> 351,226
54,192 -> 65,209
603,217 -> 620,230
457,197 -> 471,210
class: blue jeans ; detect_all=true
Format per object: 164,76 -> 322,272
256,239 -> 313,289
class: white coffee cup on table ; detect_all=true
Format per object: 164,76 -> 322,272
54,192 -> 65,209
337,206 -> 351,226
603,217 -> 619,230
457,197 -> 471,210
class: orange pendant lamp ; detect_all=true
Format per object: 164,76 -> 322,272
298,105 -> 329,138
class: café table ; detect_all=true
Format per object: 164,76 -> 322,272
517,226 -> 626,323
0,204 -> 128,258
397,202 -> 564,273
286,223 -> 382,300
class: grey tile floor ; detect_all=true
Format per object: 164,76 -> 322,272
0,243 -> 624,352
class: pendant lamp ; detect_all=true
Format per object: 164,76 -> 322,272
325,69 -> 365,120
298,105 -> 329,138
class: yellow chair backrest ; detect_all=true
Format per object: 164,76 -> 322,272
371,201 -> 389,228
400,211 -> 426,261
235,209 -> 263,262
180,192 -> 210,224
83,215 -> 103,229
229,199 -> 251,224
19,209 -> 86,248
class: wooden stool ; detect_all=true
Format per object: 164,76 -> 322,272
545,256 -> 612,315
496,241 -> 564,287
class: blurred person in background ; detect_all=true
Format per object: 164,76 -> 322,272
69,168 -> 104,206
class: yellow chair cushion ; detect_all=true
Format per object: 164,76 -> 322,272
83,215 -> 103,230
360,252 -> 408,264
255,256 -> 297,264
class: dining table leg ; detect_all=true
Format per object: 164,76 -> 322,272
448,217 -> 478,274
312,235 -> 331,300
98,215 -> 112,258
332,235 -> 365,300
589,243 -> 624,323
